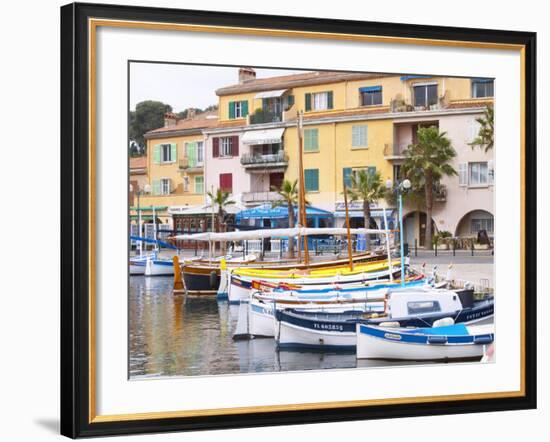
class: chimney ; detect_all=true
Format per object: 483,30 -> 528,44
238,67 -> 256,84
164,112 -> 177,127
187,108 -> 196,119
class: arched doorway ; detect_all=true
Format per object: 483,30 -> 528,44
455,210 -> 494,238
402,211 -> 436,248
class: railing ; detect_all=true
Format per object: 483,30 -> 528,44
178,158 -> 203,170
249,109 -> 283,125
241,191 -> 282,203
240,151 -> 289,166
383,142 -> 409,158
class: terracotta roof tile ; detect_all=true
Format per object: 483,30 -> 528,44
145,112 -> 219,137
216,71 -> 390,96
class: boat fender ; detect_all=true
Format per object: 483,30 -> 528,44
209,271 -> 218,289
378,321 -> 400,328
432,317 -> 455,328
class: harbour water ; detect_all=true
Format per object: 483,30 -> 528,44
129,276 -> 432,378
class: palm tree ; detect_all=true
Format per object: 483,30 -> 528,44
271,179 -> 299,258
402,126 -> 457,250
469,106 -> 494,152
207,188 -> 235,254
347,170 -> 387,251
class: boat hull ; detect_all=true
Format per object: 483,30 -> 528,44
277,318 -> 356,351
144,259 -> 175,276
356,324 -> 493,360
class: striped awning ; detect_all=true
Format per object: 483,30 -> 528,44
242,128 -> 285,145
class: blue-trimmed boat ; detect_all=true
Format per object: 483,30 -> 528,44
356,323 -> 494,361
275,289 -> 493,350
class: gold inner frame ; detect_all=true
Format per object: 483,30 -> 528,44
87,18 -> 527,424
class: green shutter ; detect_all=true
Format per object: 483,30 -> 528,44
228,101 -> 236,119
287,95 -> 295,107
152,180 -> 160,196
304,128 -> 318,152
242,100 -> 249,117
305,93 -> 311,111
195,176 -> 204,194
327,91 -> 334,109
304,169 -> 319,192
153,145 -> 161,164
170,143 -> 177,162
343,168 -> 353,188
368,166 -> 377,175
187,142 -> 197,167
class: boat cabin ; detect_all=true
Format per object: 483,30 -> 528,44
386,289 -> 463,319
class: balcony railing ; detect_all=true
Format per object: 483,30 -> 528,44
434,183 -> 447,202
242,191 -> 282,204
240,151 -> 289,167
383,143 -> 409,159
178,158 -> 203,170
249,109 -> 283,125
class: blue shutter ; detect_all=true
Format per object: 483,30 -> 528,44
327,91 -> 333,109
304,169 -> 319,192
367,166 -> 377,176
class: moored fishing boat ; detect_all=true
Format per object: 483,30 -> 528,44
356,323 -> 494,361
227,259 -> 402,304
274,289 -> 493,350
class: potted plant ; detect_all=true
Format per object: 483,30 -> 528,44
433,230 -> 452,250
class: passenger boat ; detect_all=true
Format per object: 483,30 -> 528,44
274,289 -> 493,351
356,323 -> 494,361
129,252 -> 157,275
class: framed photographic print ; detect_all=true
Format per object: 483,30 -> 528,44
60,2 -> 537,438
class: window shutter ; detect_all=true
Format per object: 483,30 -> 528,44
231,136 -> 239,156
368,166 -> 377,175
213,137 -> 219,157
304,169 -> 319,192
195,176 -> 204,194
312,129 -> 318,151
242,100 -> 249,117
305,93 -> 311,111
170,143 -> 177,162
304,129 -> 318,152
458,163 -> 468,186
220,173 -> 233,192
488,160 -> 494,185
343,167 -> 352,188
327,91 -> 334,109
187,142 -> 197,167
152,180 -> 160,196
287,95 -> 295,107
228,101 -> 235,119
153,145 -> 161,164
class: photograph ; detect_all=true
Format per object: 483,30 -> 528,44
128,63 -> 496,379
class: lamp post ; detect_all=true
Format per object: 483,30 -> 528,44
129,183 -> 151,256
386,178 -> 411,286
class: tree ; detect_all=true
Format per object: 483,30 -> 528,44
469,106 -> 494,152
271,180 -> 299,258
129,100 -> 172,151
347,170 -> 387,251
402,126 -> 457,249
207,188 -> 235,255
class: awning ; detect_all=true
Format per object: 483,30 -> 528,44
335,210 -> 395,218
359,86 -> 382,93
168,202 -> 246,216
242,128 -> 285,145
472,78 -> 494,83
254,89 -> 287,99
236,204 -> 333,221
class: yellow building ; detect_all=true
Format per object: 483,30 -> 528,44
209,68 -> 494,231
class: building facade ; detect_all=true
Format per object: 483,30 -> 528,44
140,68 -> 494,246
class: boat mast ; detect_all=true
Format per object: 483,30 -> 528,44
297,110 -> 309,265
343,184 -> 354,271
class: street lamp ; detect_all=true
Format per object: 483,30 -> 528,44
386,178 -> 411,286
129,183 -> 152,256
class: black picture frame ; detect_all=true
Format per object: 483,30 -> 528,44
60,2 -> 537,438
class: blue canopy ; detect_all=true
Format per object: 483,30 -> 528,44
235,204 -> 333,222
400,74 -> 432,81
359,85 -> 382,93
472,77 -> 494,83
130,236 -> 178,250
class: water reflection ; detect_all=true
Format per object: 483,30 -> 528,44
129,276 -> 431,379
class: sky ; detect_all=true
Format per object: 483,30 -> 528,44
129,63 -> 307,112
